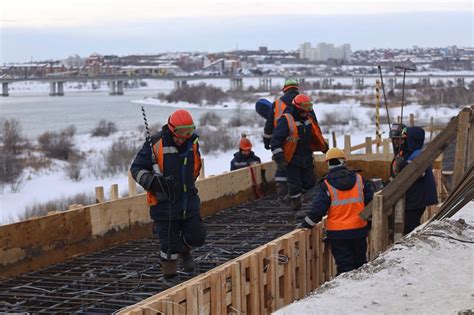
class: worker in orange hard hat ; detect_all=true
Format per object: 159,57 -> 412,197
230,134 -> 261,171
297,148 -> 374,275
130,109 -> 206,287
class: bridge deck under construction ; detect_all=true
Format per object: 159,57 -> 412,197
0,191 -> 315,313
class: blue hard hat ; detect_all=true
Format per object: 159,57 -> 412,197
255,98 -> 272,119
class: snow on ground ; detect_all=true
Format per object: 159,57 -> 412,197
274,202 -> 474,315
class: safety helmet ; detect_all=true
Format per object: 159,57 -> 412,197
389,123 -> 407,139
239,136 -> 252,151
168,109 -> 195,139
282,79 -> 299,92
292,94 -> 313,112
255,98 -> 272,119
325,148 -> 346,162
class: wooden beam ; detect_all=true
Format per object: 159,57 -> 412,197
110,184 -> 119,201
393,197 -> 405,242
360,112 -> 460,220
370,193 -> 384,259
453,108 -> 471,187
332,131 -> 337,148
95,186 -> 105,203
128,171 -> 137,196
365,137 -> 373,154
344,135 -> 351,155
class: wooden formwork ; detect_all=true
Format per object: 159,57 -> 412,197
118,222 -> 337,315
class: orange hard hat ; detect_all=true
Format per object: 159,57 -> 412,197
292,94 -> 313,112
168,109 -> 195,139
239,137 -> 252,151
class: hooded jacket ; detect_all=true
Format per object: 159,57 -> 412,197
271,105 -> 318,168
130,125 -> 201,221
263,88 -> 299,147
398,126 -> 438,210
230,151 -> 261,171
304,166 -> 374,239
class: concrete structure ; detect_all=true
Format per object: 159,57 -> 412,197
299,42 -> 352,62
352,77 -> 364,89
2,82 -> 8,96
109,80 -> 124,95
230,77 -> 243,91
259,77 -> 272,90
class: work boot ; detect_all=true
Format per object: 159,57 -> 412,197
161,259 -> 179,288
181,249 -> 196,273
290,196 -> 302,211
275,182 -> 288,197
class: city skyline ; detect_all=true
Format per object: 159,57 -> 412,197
1,0 -> 472,63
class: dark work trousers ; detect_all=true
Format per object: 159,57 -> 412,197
286,164 -> 315,198
329,238 -> 367,275
404,207 -> 426,235
274,168 -> 287,183
153,214 -> 206,259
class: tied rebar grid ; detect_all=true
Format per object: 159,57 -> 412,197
0,189 -> 316,313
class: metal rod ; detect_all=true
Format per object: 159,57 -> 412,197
377,65 -> 392,130
394,66 -> 416,126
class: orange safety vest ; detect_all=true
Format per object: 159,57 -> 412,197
308,116 -> 328,153
325,173 -> 367,231
281,114 -> 328,163
282,113 -> 299,163
273,98 -> 287,128
146,138 -> 201,206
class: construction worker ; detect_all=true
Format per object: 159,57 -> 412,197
255,98 -> 272,120
388,123 -> 407,180
298,148 -> 374,275
230,134 -> 261,171
130,109 -> 206,286
396,126 -> 438,234
263,79 -> 300,198
271,94 -> 328,210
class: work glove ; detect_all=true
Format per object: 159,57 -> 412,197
295,220 -> 312,230
263,137 -> 271,150
149,174 -> 173,194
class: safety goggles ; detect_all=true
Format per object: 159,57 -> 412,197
296,101 -> 313,112
172,124 -> 195,138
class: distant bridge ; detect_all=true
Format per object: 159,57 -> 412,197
1,74 -> 473,97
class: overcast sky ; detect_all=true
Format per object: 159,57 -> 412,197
1,0 -> 473,63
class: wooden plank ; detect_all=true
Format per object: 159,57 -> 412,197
344,135 -> 351,155
282,236 -> 294,305
128,171 -> 137,196
365,137 -> 373,154
95,186 -> 105,203
370,193 -> 384,259
230,262 -> 242,314
467,112 -> 474,168
264,243 -> 277,313
360,113 -> 460,220
110,184 -> 119,201
297,230 -> 307,298
199,158 -> 205,180
249,253 -> 260,315
453,108 -> 471,187
383,138 -> 391,155
186,284 -> 198,315
210,272 -> 222,315
393,197 -> 405,242
332,131 -> 337,148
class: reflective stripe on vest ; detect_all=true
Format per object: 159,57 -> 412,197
273,98 -> 287,128
282,113 -> 299,163
325,173 -> 367,231
146,138 -> 200,206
